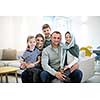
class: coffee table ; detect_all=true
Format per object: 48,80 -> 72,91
0,66 -> 19,83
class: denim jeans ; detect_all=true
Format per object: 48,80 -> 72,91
68,69 -> 83,83
40,71 -> 56,83
21,67 -> 42,83
40,69 -> 83,83
21,68 -> 33,83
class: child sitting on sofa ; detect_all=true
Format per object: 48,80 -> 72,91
20,36 -> 41,83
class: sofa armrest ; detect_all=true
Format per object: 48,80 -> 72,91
79,56 -> 95,82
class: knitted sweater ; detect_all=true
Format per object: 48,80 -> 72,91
42,45 -> 62,76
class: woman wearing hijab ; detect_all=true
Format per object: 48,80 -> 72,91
60,31 -> 83,83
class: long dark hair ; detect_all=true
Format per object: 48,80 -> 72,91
35,33 -> 44,41
65,31 -> 71,37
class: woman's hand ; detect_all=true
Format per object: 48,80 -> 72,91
64,65 -> 69,71
70,63 -> 79,73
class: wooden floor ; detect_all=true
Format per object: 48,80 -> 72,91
0,75 -> 22,83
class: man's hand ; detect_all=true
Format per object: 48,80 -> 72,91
55,72 -> 66,81
70,63 -> 79,73
59,68 -> 64,74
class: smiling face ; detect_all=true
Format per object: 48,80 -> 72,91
36,36 -> 44,50
65,32 -> 72,44
51,32 -> 62,48
42,27 -> 51,39
36,37 -> 44,45
27,37 -> 36,50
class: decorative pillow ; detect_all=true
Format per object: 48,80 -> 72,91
80,47 -> 92,57
2,49 -> 17,60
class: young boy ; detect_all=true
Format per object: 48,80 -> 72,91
42,24 -> 51,48
20,36 -> 41,83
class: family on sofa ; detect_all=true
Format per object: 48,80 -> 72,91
20,24 -> 83,83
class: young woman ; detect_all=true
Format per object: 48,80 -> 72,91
60,31 -> 83,83
35,33 -> 44,51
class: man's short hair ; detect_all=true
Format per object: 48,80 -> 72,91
42,24 -> 51,30
51,31 -> 61,37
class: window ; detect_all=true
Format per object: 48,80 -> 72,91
43,16 -> 71,42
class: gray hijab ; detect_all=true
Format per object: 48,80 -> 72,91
60,32 -> 79,68
64,32 -> 76,49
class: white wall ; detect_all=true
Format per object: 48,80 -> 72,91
0,16 -> 43,50
87,16 -> 100,48
12,16 -> 43,50
71,16 -> 100,48
0,16 -> 14,49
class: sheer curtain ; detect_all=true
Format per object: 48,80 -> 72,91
13,16 -> 43,50
43,16 -> 71,43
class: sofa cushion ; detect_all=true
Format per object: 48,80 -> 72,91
7,60 -> 23,75
0,62 -> 5,66
2,49 -> 17,60
7,60 -> 20,67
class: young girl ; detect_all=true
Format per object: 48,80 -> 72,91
20,36 -> 41,83
60,31 -> 83,83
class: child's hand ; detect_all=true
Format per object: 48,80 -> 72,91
70,64 -> 79,73
20,63 -> 26,69
26,63 -> 35,68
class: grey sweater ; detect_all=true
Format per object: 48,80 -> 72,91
41,45 -> 62,76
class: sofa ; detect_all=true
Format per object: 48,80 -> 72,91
0,48 -> 23,75
0,48 -> 95,82
79,56 -> 95,82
